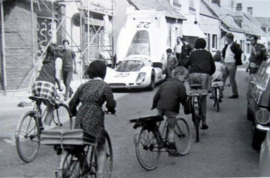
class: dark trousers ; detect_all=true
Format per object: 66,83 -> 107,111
62,70 -> 73,98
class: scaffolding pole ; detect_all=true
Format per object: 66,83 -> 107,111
31,0 -> 35,84
1,2 -> 7,95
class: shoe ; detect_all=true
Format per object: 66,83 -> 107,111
69,90 -> 74,98
201,124 -> 209,130
209,96 -> 214,99
168,150 -> 181,157
219,98 -> 222,103
228,95 -> 238,99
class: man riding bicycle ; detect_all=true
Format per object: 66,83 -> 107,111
152,66 -> 188,156
184,38 -> 216,130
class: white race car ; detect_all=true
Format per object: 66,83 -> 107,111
105,55 -> 166,90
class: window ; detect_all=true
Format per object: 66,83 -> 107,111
173,0 -> 181,8
247,7 -> 253,15
116,60 -> 144,72
127,30 -> 151,56
212,34 -> 217,49
189,0 -> 195,11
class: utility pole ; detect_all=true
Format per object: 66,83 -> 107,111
1,2 -> 7,95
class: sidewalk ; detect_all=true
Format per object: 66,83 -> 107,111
0,79 -> 89,114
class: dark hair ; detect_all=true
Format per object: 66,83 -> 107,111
87,60 -> 107,79
172,66 -> 188,77
43,44 -> 57,63
62,39 -> 70,45
194,38 -> 206,49
226,33 -> 234,40
166,48 -> 172,53
251,35 -> 258,41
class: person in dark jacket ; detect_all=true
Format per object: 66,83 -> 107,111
61,39 -> 77,101
221,33 -> 242,99
152,66 -> 188,156
185,38 -> 216,130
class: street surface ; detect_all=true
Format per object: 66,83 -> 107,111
0,66 -> 260,177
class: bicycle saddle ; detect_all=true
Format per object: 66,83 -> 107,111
29,96 -> 40,101
129,115 -> 163,123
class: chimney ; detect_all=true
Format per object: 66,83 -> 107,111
236,3 -> 242,11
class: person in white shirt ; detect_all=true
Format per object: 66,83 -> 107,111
174,37 -> 182,65
221,33 -> 242,99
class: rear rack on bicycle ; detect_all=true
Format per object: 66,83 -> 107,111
212,81 -> 224,87
40,129 -> 97,146
187,89 -> 208,96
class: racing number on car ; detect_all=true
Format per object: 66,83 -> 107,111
137,21 -> 151,28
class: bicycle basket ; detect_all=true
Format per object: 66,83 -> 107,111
40,129 -> 97,146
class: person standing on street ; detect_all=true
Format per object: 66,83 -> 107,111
61,39 -> 77,101
221,33 -> 242,99
181,38 -> 193,66
248,35 -> 265,74
174,37 -> 182,65
166,48 -> 179,78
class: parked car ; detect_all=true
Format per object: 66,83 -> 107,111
260,128 -> 270,177
247,59 -> 270,150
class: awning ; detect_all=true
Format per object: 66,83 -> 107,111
182,23 -> 207,38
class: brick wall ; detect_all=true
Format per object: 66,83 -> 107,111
4,5 -> 38,90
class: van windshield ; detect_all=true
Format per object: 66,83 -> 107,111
127,30 -> 151,57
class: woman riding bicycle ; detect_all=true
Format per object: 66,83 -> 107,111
69,60 -> 116,178
31,44 -> 63,130
185,38 -> 216,130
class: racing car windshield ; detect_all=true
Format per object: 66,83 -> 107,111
116,60 -> 144,72
127,30 -> 150,56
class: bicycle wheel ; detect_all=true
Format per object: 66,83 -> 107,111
103,132 -> 113,178
60,153 -> 81,178
135,127 -> 160,171
215,88 -> 220,112
174,118 -> 191,155
15,111 -> 40,163
54,103 -> 72,130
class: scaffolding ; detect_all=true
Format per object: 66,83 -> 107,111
0,0 -> 114,95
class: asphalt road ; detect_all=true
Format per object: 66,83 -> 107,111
0,66 -> 260,177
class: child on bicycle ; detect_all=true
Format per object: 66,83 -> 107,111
152,66 -> 188,157
211,50 -> 225,101
31,44 -> 63,130
69,60 -> 116,178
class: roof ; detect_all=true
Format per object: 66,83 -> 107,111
256,17 -> 270,27
200,1 -> 219,19
241,12 -> 267,36
127,0 -> 186,20
203,0 -> 267,36
203,1 -> 243,33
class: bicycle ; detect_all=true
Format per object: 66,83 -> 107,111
15,95 -> 72,163
188,84 -> 208,142
41,112 -> 114,178
129,115 -> 191,171
50,130 -> 113,178
211,80 -> 223,112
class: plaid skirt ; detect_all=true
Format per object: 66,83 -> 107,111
31,81 -> 56,105
188,73 -> 211,91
